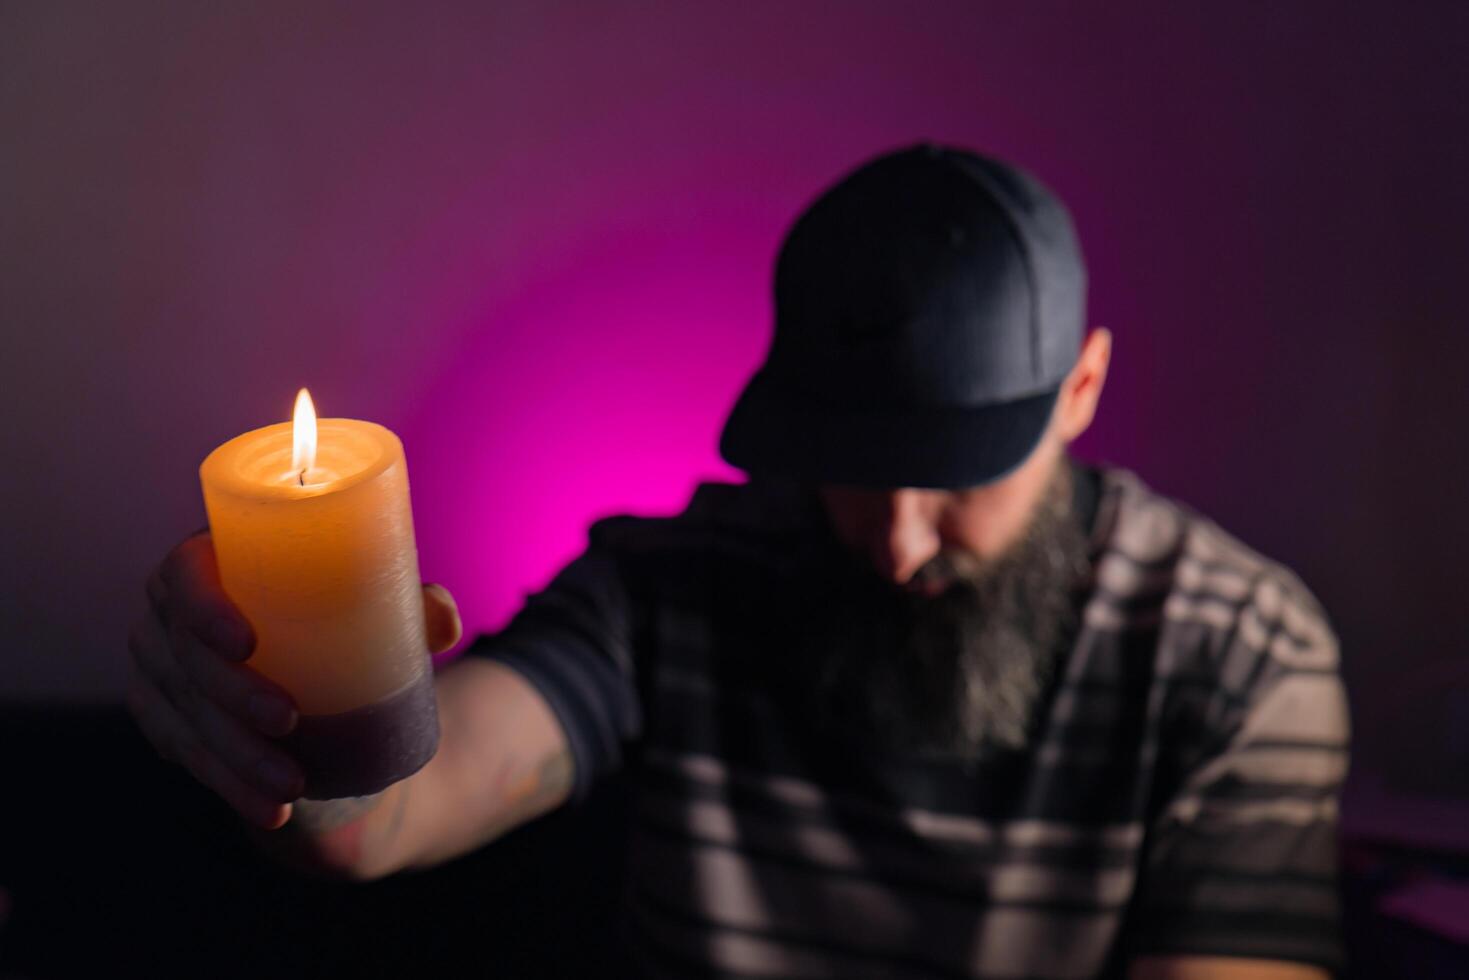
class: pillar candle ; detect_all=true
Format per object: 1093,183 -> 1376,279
199,390 -> 438,799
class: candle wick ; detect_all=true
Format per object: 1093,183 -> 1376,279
299,469 -> 306,487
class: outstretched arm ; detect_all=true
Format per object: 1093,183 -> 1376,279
250,657 -> 572,880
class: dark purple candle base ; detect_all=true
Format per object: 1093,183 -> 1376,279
285,670 -> 439,800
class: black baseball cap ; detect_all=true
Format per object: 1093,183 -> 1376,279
719,143 -> 1086,489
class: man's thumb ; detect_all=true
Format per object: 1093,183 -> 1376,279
422,583 -> 463,655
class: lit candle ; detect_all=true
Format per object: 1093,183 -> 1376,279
199,389 -> 439,799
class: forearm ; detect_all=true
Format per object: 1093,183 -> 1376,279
244,669 -> 575,881
242,659 -> 575,881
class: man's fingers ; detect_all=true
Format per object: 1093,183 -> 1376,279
158,531 -> 255,661
178,683 -> 305,805
132,608 -> 304,812
164,621 -> 304,799
129,611 -> 192,712
125,657 -> 291,830
423,583 -> 463,655
169,621 -> 298,737
125,666 -> 185,765
182,726 -> 294,831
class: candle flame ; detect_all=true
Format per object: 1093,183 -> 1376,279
292,388 -> 317,480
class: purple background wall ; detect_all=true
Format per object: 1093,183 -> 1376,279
3,1 -> 1466,783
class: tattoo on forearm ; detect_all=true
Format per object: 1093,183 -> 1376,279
480,748 -> 574,842
271,782 -> 413,876
506,749 -> 573,807
382,779 -> 410,844
289,790 -> 388,834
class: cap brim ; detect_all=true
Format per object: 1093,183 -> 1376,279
719,371 -> 1058,489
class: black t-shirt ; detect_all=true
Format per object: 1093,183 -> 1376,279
467,459 -> 1347,977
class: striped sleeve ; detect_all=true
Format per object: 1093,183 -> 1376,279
462,533 -> 642,803
1124,571 -> 1350,973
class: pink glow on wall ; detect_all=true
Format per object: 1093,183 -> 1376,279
4,1 -> 1467,790
401,196 -> 777,647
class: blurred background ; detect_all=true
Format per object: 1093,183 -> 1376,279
2,1 -> 1466,976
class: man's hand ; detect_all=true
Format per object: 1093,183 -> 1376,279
126,529 -> 463,830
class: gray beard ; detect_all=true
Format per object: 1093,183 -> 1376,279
800,459 -> 1091,757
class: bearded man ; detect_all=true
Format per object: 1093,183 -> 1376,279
131,144 -> 1350,979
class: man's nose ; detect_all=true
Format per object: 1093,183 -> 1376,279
869,491 -> 940,585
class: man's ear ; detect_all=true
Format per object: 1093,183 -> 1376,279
1056,327 -> 1112,442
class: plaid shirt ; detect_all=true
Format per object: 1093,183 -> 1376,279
468,458 -> 1348,978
